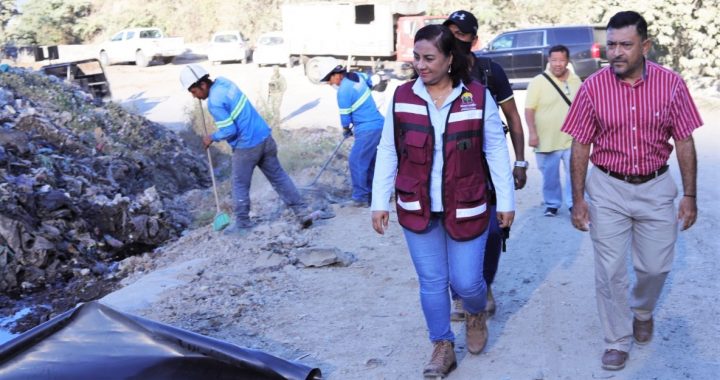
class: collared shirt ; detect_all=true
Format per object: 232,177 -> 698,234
371,79 -> 515,213
337,72 -> 384,132
561,61 -> 703,175
526,69 -> 582,152
208,77 -> 270,149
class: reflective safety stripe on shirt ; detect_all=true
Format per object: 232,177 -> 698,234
215,93 -> 248,129
339,87 -> 371,115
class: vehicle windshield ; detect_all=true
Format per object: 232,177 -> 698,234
214,34 -> 239,43
139,30 -> 162,39
259,36 -> 283,46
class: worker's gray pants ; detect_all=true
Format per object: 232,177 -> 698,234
231,136 -> 306,222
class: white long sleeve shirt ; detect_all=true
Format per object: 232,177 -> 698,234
371,79 -> 515,213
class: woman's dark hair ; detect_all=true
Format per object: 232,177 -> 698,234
607,11 -> 648,40
414,24 -> 470,87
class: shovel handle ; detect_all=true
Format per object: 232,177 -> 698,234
199,100 -> 223,214
308,135 -> 347,187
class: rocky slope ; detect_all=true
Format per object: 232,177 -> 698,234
0,67 -> 210,325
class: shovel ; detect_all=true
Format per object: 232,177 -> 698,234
303,134 -> 349,189
198,100 -> 231,231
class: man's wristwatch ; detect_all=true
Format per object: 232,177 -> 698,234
514,160 -> 529,168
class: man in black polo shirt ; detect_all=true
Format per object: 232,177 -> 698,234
444,10 -> 528,318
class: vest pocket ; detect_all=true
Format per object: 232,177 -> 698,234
455,145 -> 483,178
455,186 -> 487,221
403,131 -> 428,165
395,174 -> 422,214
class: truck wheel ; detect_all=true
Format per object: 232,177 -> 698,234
395,62 -> 414,80
305,57 -> 331,84
99,51 -> 110,67
135,50 -> 150,67
162,56 -> 174,65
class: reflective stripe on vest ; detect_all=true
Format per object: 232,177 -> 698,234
392,81 -> 489,241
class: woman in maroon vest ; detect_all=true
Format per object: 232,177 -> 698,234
370,25 -> 515,378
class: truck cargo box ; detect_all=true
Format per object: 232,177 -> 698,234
282,1 -> 428,59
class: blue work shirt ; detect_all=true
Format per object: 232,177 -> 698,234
337,72 -> 384,133
208,77 -> 270,149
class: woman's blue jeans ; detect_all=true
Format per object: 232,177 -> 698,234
403,215 -> 489,342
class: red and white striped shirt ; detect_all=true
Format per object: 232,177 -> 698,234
561,61 -> 703,175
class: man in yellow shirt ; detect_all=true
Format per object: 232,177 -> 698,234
525,44 -> 582,216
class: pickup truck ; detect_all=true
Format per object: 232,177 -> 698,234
99,28 -> 185,67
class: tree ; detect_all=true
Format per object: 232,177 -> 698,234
8,0 -> 95,45
0,0 -> 17,39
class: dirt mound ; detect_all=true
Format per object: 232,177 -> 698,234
0,67 -> 210,324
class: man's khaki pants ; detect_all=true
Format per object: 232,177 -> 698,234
586,167 -> 678,352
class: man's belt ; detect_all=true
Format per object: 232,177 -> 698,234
596,165 -> 669,185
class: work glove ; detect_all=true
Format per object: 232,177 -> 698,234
343,127 -> 353,138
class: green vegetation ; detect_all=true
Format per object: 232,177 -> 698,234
0,0 -> 16,38
7,0 -> 95,45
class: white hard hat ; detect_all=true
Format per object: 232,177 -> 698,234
313,57 -> 345,83
179,64 -> 209,90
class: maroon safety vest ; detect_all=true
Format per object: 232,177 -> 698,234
392,80 -> 489,241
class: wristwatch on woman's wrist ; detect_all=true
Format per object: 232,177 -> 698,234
514,160 -> 529,168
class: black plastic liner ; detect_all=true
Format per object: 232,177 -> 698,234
0,301 -> 322,380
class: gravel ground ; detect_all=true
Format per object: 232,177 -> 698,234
95,61 -> 720,379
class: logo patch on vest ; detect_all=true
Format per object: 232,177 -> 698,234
460,91 -> 477,110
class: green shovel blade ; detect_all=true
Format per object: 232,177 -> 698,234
213,212 -> 231,231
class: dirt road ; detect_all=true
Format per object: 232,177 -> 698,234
101,61 -> 720,379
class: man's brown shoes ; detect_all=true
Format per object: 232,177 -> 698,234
450,299 -> 465,322
633,317 -> 653,345
601,349 -> 628,370
486,286 -> 496,316
466,311 -> 488,354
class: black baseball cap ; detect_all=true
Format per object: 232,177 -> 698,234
443,10 -> 478,35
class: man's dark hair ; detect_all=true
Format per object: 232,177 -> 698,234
414,24 -> 470,87
548,45 -> 569,59
189,74 -> 212,90
607,11 -> 648,40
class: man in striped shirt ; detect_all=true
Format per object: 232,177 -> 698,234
180,64 -> 313,234
561,11 -> 703,371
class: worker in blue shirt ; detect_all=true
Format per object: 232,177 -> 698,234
180,64 -> 313,233
320,60 -> 384,207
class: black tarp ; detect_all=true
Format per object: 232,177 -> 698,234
0,301 -> 322,380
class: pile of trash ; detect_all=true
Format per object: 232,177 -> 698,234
0,67 -> 210,302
